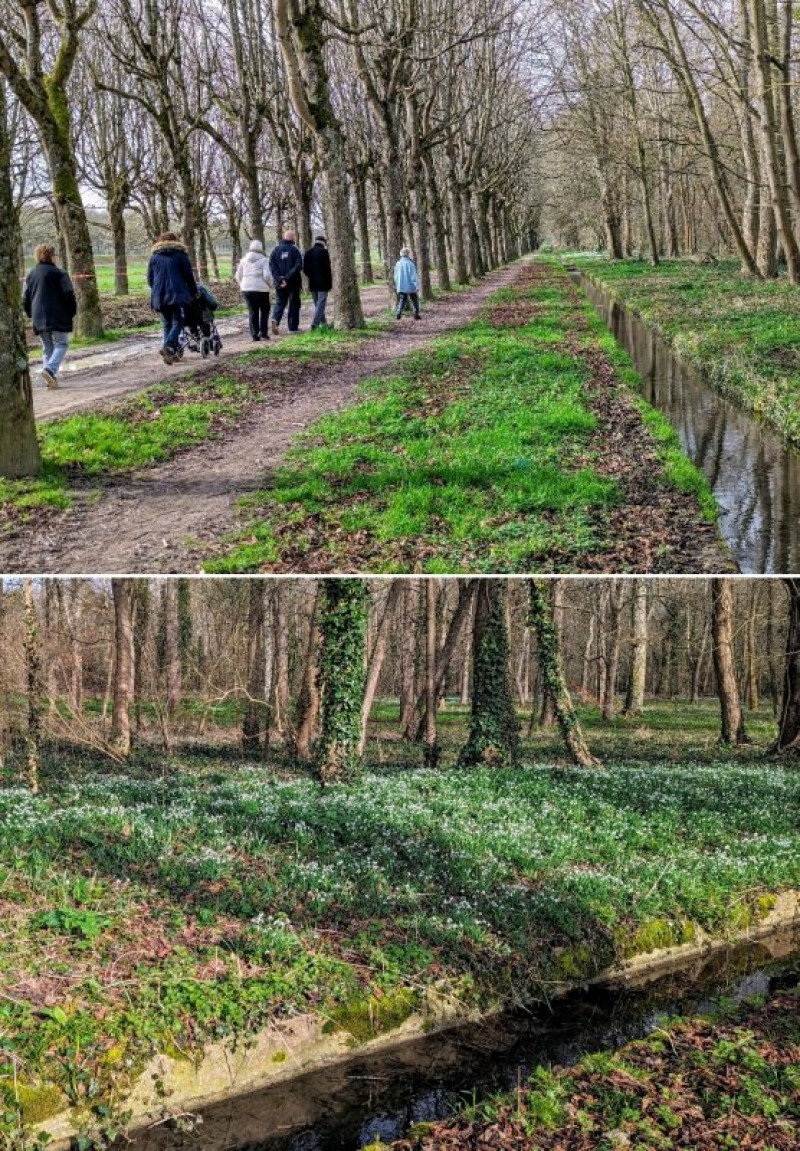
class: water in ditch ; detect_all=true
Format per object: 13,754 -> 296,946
128,928 -> 799,1151
573,272 -> 800,574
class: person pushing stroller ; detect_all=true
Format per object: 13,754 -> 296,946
147,232 -> 198,364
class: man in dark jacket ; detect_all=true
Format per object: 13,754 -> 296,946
303,235 -> 333,329
269,230 -> 303,334
22,244 -> 77,389
147,232 -> 198,364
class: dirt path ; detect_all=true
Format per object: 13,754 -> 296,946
3,264 -> 526,574
32,285 -> 393,421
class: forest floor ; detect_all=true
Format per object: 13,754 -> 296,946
568,255 -> 800,446
0,259 -> 728,574
391,983 -> 800,1150
0,701 -> 799,1145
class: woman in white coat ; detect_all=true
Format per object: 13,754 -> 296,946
235,239 -> 275,341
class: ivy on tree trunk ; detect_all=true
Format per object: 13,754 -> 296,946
316,580 -> 369,784
458,580 -> 520,769
528,580 -> 599,769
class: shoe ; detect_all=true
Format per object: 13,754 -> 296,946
252,335 -> 261,342
414,314 -> 422,321
160,346 -> 176,365
260,334 -> 270,341
42,367 -> 59,389
271,320 -> 279,335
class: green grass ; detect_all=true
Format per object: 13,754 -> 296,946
569,254 -> 800,444
0,736 -> 798,1143
207,265 -> 715,573
1,325 -> 383,533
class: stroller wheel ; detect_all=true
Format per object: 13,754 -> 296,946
214,344 -> 221,357
202,338 -> 210,359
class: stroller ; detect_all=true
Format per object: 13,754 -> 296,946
180,283 -> 222,359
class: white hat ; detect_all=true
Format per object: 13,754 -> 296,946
250,239 -> 264,253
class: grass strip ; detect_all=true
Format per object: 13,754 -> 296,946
569,254 -> 800,445
207,264 -> 715,573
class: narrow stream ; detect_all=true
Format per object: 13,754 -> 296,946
572,271 -> 800,574
128,928 -> 799,1151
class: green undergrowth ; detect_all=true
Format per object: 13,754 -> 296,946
569,254 -> 800,445
408,985 -> 800,1149
208,264 -> 715,573
0,750 -> 798,1144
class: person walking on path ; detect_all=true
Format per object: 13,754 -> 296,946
236,239 -> 274,341
303,234 -> 333,330
270,230 -> 303,334
147,232 -> 198,364
394,247 -> 421,320
22,244 -> 77,389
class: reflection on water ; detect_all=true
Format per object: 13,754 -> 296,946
126,930 -> 799,1151
578,275 -> 800,574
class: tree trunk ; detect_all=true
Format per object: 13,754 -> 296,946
424,578 -> 440,767
109,193 -> 129,296
23,579 -> 42,793
353,172 -> 374,284
412,582 -> 478,739
358,581 -> 403,757
111,580 -> 134,757
624,580 -> 648,715
273,0 -> 363,328
775,578 -> 800,750
316,580 -> 369,783
458,581 -> 520,768
711,579 -> 748,744
294,588 -> 321,761
0,84 -> 40,479
400,580 -> 421,738
242,580 -> 265,754
529,581 -> 599,768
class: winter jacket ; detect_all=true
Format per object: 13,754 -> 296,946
147,241 -> 198,312
235,250 -> 274,294
394,256 -> 419,294
22,262 -> 77,334
303,242 -> 333,292
269,240 -> 303,288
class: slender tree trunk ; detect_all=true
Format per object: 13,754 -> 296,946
711,579 -> 748,744
242,580 -> 265,754
358,582 -> 403,757
624,580 -> 648,715
775,578 -> 800,750
23,579 -> 42,793
111,580 -> 134,757
528,581 -> 599,768
294,588 -> 321,761
400,580 -> 421,739
424,578 -> 440,767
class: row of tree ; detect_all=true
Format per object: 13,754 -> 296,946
3,577 -> 800,793
541,0 -> 800,275
1,0 -> 541,337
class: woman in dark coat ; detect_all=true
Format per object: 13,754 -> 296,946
147,232 -> 198,364
22,244 -> 77,389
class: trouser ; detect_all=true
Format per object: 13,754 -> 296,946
396,292 -> 420,318
273,283 -> 301,331
39,330 -> 70,375
160,305 -> 185,351
311,290 -> 329,329
243,291 -> 271,338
